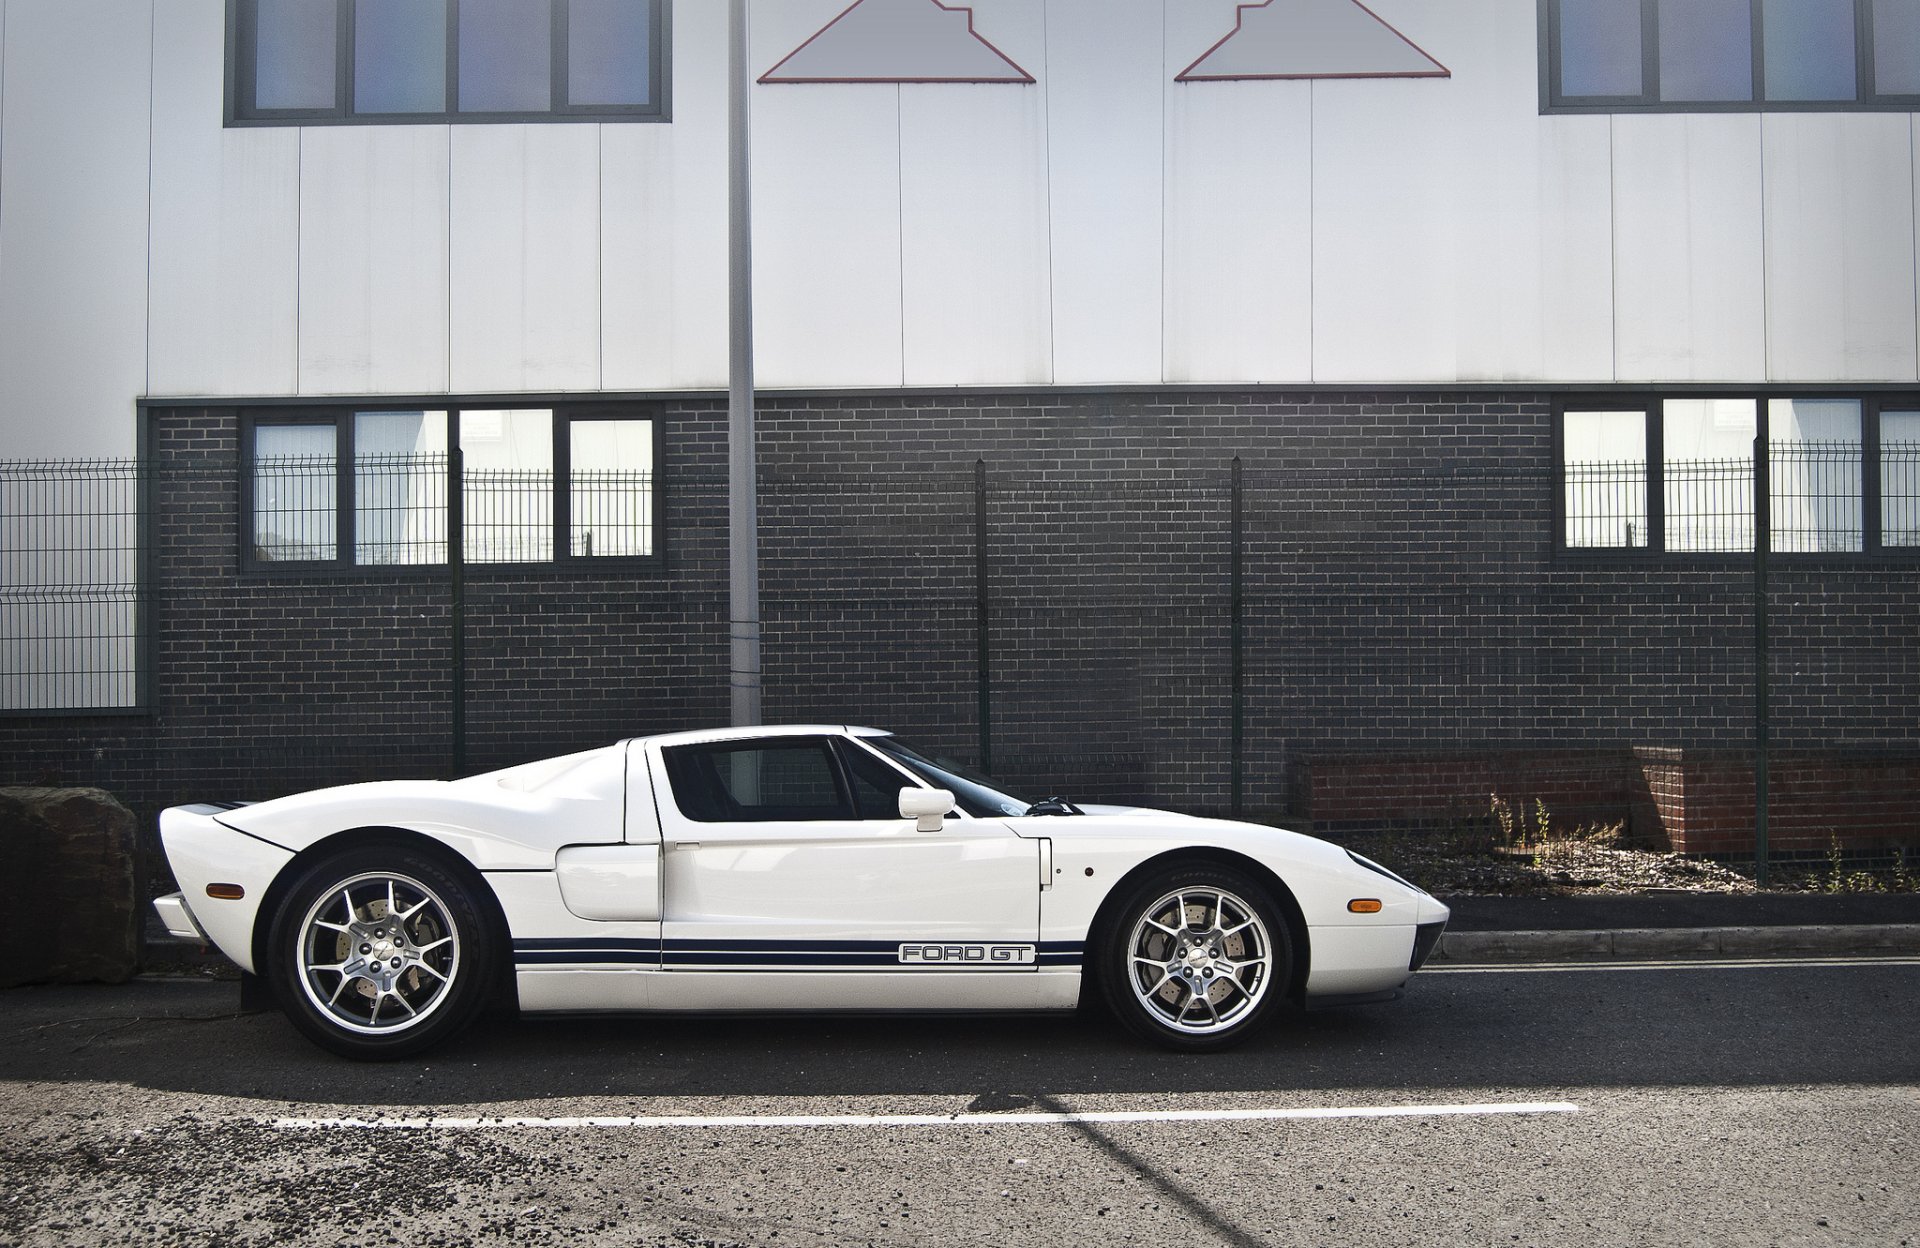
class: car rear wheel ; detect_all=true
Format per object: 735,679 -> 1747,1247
266,846 -> 494,1060
1102,864 -> 1291,1052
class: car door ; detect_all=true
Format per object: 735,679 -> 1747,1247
648,733 -> 1040,977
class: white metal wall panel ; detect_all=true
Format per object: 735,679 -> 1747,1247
1434,0 -> 1613,383
1044,0 -> 1163,385
1761,114 -> 1918,383
1163,0 -> 1311,384
147,0 -> 298,398
0,0 -> 153,457
899,82 -> 1051,387
749,2 -> 904,388
602,0 -> 727,391
1311,77 -> 1460,382
1531,116 -> 1616,382
1612,114 -> 1767,382
448,125 -> 602,393
299,127 -> 452,395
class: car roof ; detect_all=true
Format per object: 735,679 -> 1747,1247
628,724 -> 889,749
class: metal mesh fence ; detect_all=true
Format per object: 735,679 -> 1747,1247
0,460 -> 140,711
245,453 -> 655,567
355,452 -> 448,566
3,451 -> 1918,863
1770,440 -> 1862,553
1882,434 -> 1920,547
1563,459 -> 1648,549
1664,454 -> 1755,553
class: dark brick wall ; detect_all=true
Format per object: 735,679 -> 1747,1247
4,388 -> 1918,876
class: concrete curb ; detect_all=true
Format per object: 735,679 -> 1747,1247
1436,924 -> 1920,963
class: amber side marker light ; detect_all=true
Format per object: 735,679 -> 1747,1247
1347,899 -> 1382,914
205,883 -> 246,900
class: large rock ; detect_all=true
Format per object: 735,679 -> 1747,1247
0,787 -> 140,986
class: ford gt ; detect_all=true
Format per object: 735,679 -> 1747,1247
152,726 -> 1449,1058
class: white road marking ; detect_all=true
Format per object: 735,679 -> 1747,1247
273,1101 -> 1579,1131
1427,956 -> 1920,974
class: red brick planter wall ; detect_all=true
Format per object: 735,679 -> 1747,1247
1300,748 -> 1920,856
1295,750 -> 1634,836
1632,748 -> 1920,855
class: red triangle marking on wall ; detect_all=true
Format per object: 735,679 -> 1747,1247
1178,0 -> 1449,82
760,0 -> 1034,85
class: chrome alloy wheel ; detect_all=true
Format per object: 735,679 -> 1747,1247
1125,887 -> 1273,1034
295,872 -> 461,1035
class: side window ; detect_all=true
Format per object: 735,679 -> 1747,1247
839,741 -> 922,820
232,0 -> 669,126
662,740 -> 852,823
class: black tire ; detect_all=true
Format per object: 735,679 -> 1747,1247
265,844 -> 495,1060
1099,863 -> 1292,1052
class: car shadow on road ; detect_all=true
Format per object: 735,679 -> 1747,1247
4,960 -> 1918,1108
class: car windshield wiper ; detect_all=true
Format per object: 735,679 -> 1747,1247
1023,796 -> 1084,817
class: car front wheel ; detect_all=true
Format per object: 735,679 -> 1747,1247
1102,865 -> 1291,1051
266,846 -> 494,1060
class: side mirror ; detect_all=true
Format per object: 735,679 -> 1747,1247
898,787 -> 956,832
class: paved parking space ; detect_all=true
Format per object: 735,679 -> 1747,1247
4,959 -> 1917,1246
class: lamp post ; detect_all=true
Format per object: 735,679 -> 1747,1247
728,0 -> 762,727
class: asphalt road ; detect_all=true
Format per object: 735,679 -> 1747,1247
3,958 -> 1917,1247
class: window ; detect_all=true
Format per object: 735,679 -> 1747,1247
230,0 -> 668,125
1768,398 -> 1862,551
1659,0 -> 1754,101
1663,399 -> 1758,552
251,422 -> 339,563
661,740 -> 854,823
1543,0 -> 1920,111
355,410 -> 448,564
1556,0 -> 1646,98
1561,410 -> 1649,548
1559,396 -> 1915,555
242,404 -> 659,572
461,409 -> 554,563
1882,411 -> 1920,544
840,740 -> 922,820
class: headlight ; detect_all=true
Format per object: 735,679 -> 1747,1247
1347,849 -> 1422,894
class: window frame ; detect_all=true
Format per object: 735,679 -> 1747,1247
239,402 -> 665,577
1540,0 -> 1920,113
1554,392 -> 1920,561
225,0 -> 672,127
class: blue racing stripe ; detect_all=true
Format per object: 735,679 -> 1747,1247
513,936 -> 1084,970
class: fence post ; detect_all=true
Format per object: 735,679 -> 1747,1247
1230,457 -> 1245,816
1753,431 -> 1770,887
975,459 -> 991,775
135,419 -> 155,714
449,444 -> 466,779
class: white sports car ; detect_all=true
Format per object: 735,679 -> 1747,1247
153,726 -> 1449,1059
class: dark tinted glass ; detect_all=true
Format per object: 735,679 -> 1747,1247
568,0 -> 653,106
868,736 -> 1032,818
254,0 -> 338,110
1873,0 -> 1920,94
355,0 -> 447,114
841,742 -> 919,820
662,742 -> 852,823
459,0 -> 553,113
1659,0 -> 1755,100
1763,0 -> 1859,99
1559,0 -> 1645,97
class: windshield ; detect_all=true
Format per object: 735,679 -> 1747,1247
866,736 -> 1033,819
